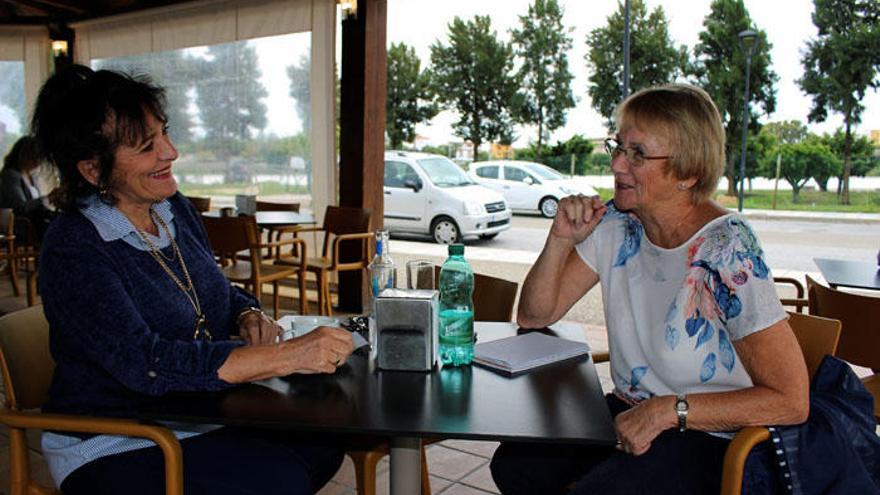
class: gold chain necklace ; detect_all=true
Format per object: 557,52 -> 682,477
136,210 -> 211,341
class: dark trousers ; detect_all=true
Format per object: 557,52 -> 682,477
61,427 -> 344,495
490,394 -> 731,495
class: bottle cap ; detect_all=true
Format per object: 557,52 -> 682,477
448,243 -> 464,256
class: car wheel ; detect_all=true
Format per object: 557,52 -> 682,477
539,197 -> 558,218
431,217 -> 461,244
479,233 -> 498,240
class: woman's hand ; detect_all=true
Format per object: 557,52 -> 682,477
614,396 -> 676,456
219,326 -> 354,383
550,195 -> 607,245
238,310 -> 282,345
282,326 -> 354,374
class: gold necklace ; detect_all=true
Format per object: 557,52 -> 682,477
137,210 -> 211,341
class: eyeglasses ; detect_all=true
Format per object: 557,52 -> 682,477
604,138 -> 669,166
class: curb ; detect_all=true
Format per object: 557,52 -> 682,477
740,209 -> 880,224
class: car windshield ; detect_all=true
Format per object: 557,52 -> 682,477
523,162 -> 565,181
417,157 -> 475,187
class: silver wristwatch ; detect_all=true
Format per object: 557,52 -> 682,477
675,394 -> 689,432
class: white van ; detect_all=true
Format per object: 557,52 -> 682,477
383,151 -> 512,244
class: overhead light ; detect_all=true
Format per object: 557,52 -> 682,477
337,0 -> 357,20
51,40 -> 68,58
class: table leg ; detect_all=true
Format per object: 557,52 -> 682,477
390,437 -> 421,495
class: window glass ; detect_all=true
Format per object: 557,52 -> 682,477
523,162 -> 564,180
476,165 -> 498,179
504,166 -> 530,183
417,157 -> 474,187
93,32 -> 312,209
0,61 -> 26,155
384,160 -> 418,188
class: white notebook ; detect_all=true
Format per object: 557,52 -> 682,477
473,332 -> 591,376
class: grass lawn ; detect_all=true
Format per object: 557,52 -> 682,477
596,188 -> 880,214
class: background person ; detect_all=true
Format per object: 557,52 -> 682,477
0,134 -> 56,241
490,84 -> 809,494
32,64 -> 353,495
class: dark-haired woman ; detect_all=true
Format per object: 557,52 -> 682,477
33,64 -> 351,494
0,135 -> 55,241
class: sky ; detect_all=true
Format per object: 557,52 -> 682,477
385,0 -> 880,147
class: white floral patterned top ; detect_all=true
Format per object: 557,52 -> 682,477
577,202 -> 786,405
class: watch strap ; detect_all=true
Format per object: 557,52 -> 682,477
676,394 -> 688,432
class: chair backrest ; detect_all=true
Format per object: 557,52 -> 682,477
787,311 -> 841,381
200,215 -> 262,264
775,276 -> 807,313
185,195 -> 211,213
808,278 -> 880,371
256,201 -> 300,213
0,208 -> 14,237
0,305 -> 53,410
432,265 -> 519,322
320,206 -> 372,257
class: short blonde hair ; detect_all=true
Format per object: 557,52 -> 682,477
614,84 -> 725,203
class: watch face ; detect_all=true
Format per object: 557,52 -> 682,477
676,400 -> 688,412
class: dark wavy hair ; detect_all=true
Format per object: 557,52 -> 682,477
31,64 -> 167,212
3,135 -> 42,173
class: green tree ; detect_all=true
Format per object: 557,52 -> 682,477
0,64 -> 25,134
386,42 -> 438,150
762,120 -> 809,145
196,42 -> 268,159
510,0 -> 576,160
286,54 -> 311,132
517,134 -> 595,174
585,0 -> 688,126
818,129 -> 878,191
798,0 -> 880,204
430,16 -> 518,157
96,50 -> 198,146
693,0 -> 778,196
760,140 -> 839,202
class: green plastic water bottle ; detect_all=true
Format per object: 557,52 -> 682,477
439,243 -> 474,366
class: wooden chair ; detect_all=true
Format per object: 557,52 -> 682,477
0,208 -> 19,297
806,275 -> 880,421
201,215 -> 307,318
348,270 -> 519,495
256,200 -> 302,258
12,217 -> 40,306
0,306 -> 183,495
286,206 -> 372,316
184,195 -> 211,213
774,276 -> 808,313
719,311 -> 842,495
432,265 -> 520,321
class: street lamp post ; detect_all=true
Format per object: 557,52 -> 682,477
737,29 -> 758,213
622,0 -> 631,98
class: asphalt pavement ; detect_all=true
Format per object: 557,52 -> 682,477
389,208 -> 880,328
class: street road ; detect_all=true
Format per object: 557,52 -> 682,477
484,214 -> 879,273
392,213 -> 878,327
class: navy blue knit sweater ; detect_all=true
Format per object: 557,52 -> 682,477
39,193 -> 255,418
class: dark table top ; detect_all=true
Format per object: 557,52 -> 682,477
203,210 -> 316,228
140,322 -> 616,446
814,257 -> 880,291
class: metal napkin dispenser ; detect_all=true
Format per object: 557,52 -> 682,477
375,289 -> 439,371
